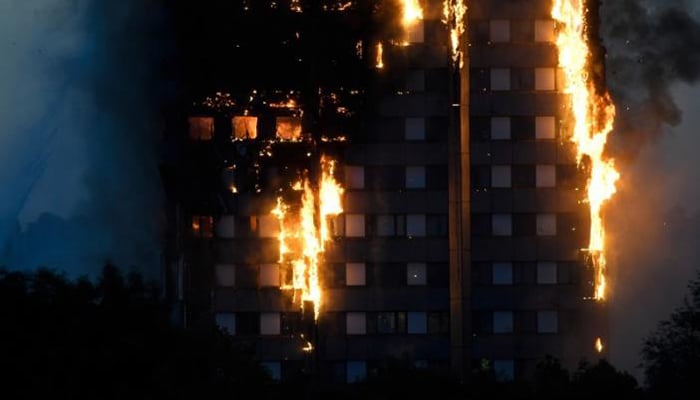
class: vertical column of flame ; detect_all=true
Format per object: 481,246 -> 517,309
376,42 -> 385,69
401,0 -> 424,27
272,157 -> 344,319
552,0 -> 619,300
442,1 -> 467,68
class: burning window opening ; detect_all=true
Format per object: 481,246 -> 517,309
276,116 -> 303,141
232,116 -> 258,140
191,216 -> 214,238
400,0 -> 424,45
188,117 -> 214,141
272,156 -> 344,319
552,0 -> 619,301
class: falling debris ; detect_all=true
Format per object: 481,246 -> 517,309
552,0 -> 620,301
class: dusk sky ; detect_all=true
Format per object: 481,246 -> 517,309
1,0 -> 699,376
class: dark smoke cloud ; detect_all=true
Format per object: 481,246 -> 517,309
0,1 -> 171,277
602,0 -> 700,158
601,0 -> 700,379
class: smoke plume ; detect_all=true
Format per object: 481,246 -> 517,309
0,1 -> 170,277
601,0 -> 700,378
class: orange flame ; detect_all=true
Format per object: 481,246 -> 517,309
376,42 -> 384,69
401,0 -> 423,27
272,157 -> 344,319
552,0 -> 619,301
442,1 -> 467,68
595,337 -> 604,353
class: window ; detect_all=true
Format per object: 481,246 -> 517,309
406,166 -> 426,189
275,117 -> 301,140
259,264 -> 280,287
346,312 -> 367,335
490,20 -> 510,42
407,312 -> 428,334
345,214 -> 365,237
215,264 -> 236,287
492,214 -> 512,236
537,311 -> 558,333
491,166 -> 511,188
491,117 -> 511,140
232,116 -> 257,139
492,262 -> 513,285
535,20 -> 555,42
406,70 -> 425,91
537,262 -> 558,284
376,312 -> 398,333
345,166 -> 365,189
346,361 -> 367,383
427,214 -> 448,236
493,311 -> 514,333
214,215 -> 234,238
535,68 -> 556,91
491,68 -> 511,91
406,214 -> 426,237
407,263 -> 427,285
405,117 -> 425,140
258,215 -> 279,238
192,216 -> 214,238
428,311 -> 449,334
407,21 -> 424,43
215,313 -> 236,335
493,360 -> 515,381
536,165 -> 556,188
536,214 -> 557,236
260,312 -> 281,335
188,116 -> 214,140
261,362 -> 282,381
376,215 -> 396,236
346,263 -> 366,286
536,116 -> 556,139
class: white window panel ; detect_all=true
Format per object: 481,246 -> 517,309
406,214 -> 426,237
406,70 -> 425,91
491,166 -> 511,188
535,68 -> 556,91
490,20 -> 510,42
215,215 -> 235,238
493,311 -> 514,333
346,263 -> 366,286
535,20 -> 556,42
492,214 -> 512,236
537,262 -> 558,284
258,215 -> 279,238
537,310 -> 559,333
261,362 -> 281,381
215,264 -> 236,287
260,312 -> 281,335
405,117 -> 425,141
259,264 -> 280,287
494,360 -> 515,381
491,117 -> 511,140
215,313 -> 236,335
491,68 -> 511,91
406,166 -> 426,189
536,116 -> 556,139
346,312 -> 367,335
407,263 -> 427,285
346,361 -> 367,383
492,262 -> 513,285
537,213 -> 557,236
536,165 -> 556,188
345,214 -> 365,237
345,166 -> 365,189
407,312 -> 428,334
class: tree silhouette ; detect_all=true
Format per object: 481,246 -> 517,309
642,270 -> 700,398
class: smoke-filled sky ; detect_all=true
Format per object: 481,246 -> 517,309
0,0 -> 699,379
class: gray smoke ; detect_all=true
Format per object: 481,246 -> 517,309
0,0 -> 169,277
601,0 -> 700,380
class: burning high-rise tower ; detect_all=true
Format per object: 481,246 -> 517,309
162,0 -> 613,383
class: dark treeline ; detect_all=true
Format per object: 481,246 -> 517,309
1,266 -> 698,399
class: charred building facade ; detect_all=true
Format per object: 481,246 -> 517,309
162,0 -> 606,383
